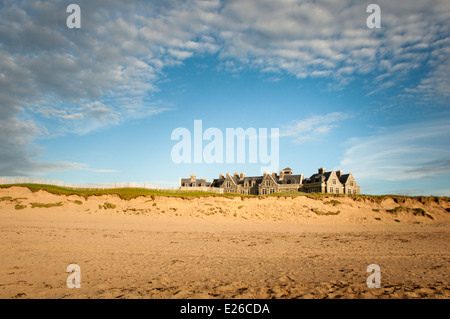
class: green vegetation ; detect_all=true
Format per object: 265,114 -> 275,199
394,219 -> 401,223
386,206 -> 404,214
14,204 -> 26,210
0,184 -> 248,200
31,202 -> 63,208
101,202 -> 116,209
375,217 -> 381,221
238,205 -> 244,209
1,184 -> 448,204
324,200 -> 341,206
311,208 -> 340,216
1,196 -> 27,203
411,208 -> 434,220
386,206 -> 434,220
372,209 -> 380,212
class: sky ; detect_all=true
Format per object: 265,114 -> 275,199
0,0 -> 449,196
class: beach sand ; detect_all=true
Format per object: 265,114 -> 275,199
0,186 -> 449,299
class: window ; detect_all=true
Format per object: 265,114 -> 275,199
245,182 -> 248,187
226,181 -> 231,188
335,188 -> 339,194
330,187 -> 333,193
333,179 -> 336,184
350,181 -> 354,187
252,181 -> 256,186
353,189 -> 357,194
270,189 -> 275,194
265,180 -> 270,186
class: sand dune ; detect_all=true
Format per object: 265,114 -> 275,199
0,186 -> 449,299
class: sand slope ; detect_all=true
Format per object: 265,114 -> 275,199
0,186 -> 449,299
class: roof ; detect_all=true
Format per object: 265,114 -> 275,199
278,174 -> 302,184
339,174 -> 350,184
304,173 -> 324,183
180,177 -> 211,186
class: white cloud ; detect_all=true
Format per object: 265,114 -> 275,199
281,112 -> 351,144
0,0 -> 449,176
338,119 -> 450,182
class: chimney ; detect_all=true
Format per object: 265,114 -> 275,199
272,171 -> 277,178
201,177 -> 206,181
234,172 -> 239,179
318,167 -> 325,174
240,172 -> 245,180
263,171 -> 268,177
336,170 -> 342,178
219,174 -> 224,179
190,174 -> 196,181
279,170 -> 284,180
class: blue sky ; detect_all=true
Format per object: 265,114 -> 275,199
0,0 -> 449,195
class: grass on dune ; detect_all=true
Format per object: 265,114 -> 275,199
1,184 -> 449,202
0,184 -> 244,200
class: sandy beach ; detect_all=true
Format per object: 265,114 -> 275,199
0,186 -> 449,299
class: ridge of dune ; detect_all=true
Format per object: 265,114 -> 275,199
0,186 -> 449,226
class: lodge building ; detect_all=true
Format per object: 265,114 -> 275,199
180,167 -> 360,195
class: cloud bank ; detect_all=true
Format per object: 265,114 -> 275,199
0,0 -> 449,176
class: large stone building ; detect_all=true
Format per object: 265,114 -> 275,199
180,167 -> 360,195
180,175 -> 211,187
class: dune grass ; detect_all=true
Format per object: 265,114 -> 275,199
31,202 -> 63,208
311,208 -> 340,216
1,183 -> 449,202
0,184 -> 243,200
385,206 -> 434,220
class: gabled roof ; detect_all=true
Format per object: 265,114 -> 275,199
304,173 -> 324,183
339,174 -> 351,184
237,176 -> 263,185
180,178 -> 211,186
262,173 -> 279,184
278,174 -> 302,184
